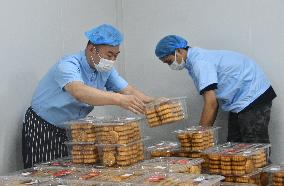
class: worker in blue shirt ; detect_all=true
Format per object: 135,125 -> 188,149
22,24 -> 153,168
155,35 -> 276,145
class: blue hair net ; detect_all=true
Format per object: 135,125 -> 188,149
155,35 -> 188,58
85,24 -> 123,46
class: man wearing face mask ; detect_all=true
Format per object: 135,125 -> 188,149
22,24 -> 153,168
155,35 -> 276,144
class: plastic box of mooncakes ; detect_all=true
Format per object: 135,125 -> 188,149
129,157 -> 204,174
222,168 -> 265,186
0,176 -> 46,185
5,166 -> 86,181
202,142 -> 271,176
135,172 -> 224,186
77,169 -> 144,184
262,164 -> 284,186
34,156 -> 75,169
174,126 -> 220,152
146,141 -> 181,158
145,97 -> 188,127
65,137 -> 149,167
65,116 -> 144,145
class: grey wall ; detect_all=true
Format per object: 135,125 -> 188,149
120,0 -> 284,163
1,0 -> 284,174
0,0 -> 118,174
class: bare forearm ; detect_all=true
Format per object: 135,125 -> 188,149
199,90 -> 218,126
65,82 -> 120,106
199,103 -> 218,126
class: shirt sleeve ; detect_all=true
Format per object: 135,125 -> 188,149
191,60 -> 218,93
54,59 -> 84,90
105,68 -> 128,92
200,83 -> 218,95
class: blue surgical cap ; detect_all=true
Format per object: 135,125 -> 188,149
85,24 -> 123,46
155,35 -> 188,58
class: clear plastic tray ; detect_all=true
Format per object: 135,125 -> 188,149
34,156 -> 91,169
262,164 -> 284,186
6,166 -> 86,180
174,126 -> 220,152
0,176 -> 48,185
202,142 -> 271,176
135,172 -> 224,186
65,137 -> 149,167
129,157 -> 204,174
221,183 -> 257,186
222,169 -> 264,185
146,141 -> 181,158
64,116 -> 144,144
145,97 -> 188,127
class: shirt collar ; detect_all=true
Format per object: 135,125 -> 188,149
185,47 -> 194,68
80,50 -> 96,75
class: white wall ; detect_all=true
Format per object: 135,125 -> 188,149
120,0 -> 284,163
0,0 -> 118,174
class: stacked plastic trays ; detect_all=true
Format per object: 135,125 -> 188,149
263,164 -> 284,186
144,97 -> 188,127
0,166 -> 87,185
129,157 -> 204,174
174,126 -> 220,154
0,166 -> 225,186
202,142 -> 271,185
136,172 -> 224,186
64,116 -> 149,168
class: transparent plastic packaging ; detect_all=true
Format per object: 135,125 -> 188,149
34,156 -> 75,168
129,157 -> 204,174
146,141 -> 180,158
174,126 -> 220,152
263,164 -> 284,186
145,97 -> 188,127
0,176 -> 46,185
5,166 -> 85,180
202,142 -> 271,176
65,137 -> 149,167
65,116 -> 144,144
135,172 -> 224,186
221,183 -> 257,186
223,169 -> 264,185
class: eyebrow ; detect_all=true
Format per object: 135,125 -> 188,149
108,51 -> 120,55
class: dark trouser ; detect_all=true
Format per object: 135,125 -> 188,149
22,107 -> 68,168
227,101 -> 272,143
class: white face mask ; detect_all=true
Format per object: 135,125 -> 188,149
169,50 -> 186,71
90,47 -> 115,72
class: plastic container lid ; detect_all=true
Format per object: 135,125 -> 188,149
174,126 -> 221,134
65,136 -> 150,147
136,172 -> 224,186
65,116 -> 145,127
147,141 -> 180,151
145,97 -> 187,108
129,157 -> 204,173
263,164 -> 284,173
140,157 -> 204,166
202,142 -> 271,156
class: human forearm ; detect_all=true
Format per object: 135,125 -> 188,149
65,81 -> 120,106
199,102 -> 218,126
199,90 -> 218,126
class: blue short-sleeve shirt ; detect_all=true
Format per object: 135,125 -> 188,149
31,51 -> 128,126
185,47 -> 271,113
